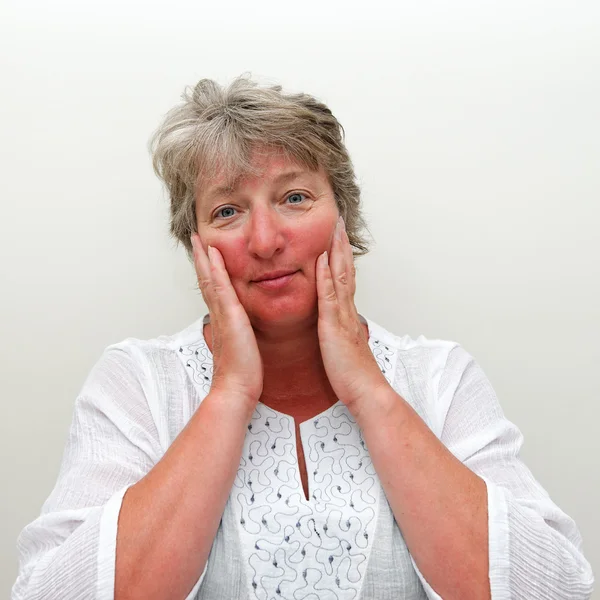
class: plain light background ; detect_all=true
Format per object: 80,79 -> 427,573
1,0 -> 598,597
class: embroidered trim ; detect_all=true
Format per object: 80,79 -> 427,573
178,342 -> 213,395
369,336 -> 396,386
235,402 -> 379,599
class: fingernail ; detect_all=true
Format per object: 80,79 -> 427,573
190,235 -> 197,252
336,217 -> 343,240
207,245 -> 214,264
323,250 -> 328,266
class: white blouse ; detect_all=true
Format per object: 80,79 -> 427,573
12,316 -> 595,599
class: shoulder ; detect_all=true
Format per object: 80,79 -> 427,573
365,316 -> 468,372
94,316 -> 207,374
78,317 -> 208,448
365,317 -> 477,434
80,317 -> 208,412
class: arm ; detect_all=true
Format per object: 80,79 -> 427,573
12,347 -> 253,600
115,384 -> 252,600
354,344 -> 594,600
14,237 -> 261,600
313,218 -> 592,599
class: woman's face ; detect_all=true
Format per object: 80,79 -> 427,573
195,148 -> 340,330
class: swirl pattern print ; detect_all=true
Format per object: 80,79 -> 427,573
179,328 -> 398,600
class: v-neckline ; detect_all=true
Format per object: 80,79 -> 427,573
264,400 -> 345,503
257,398 -> 343,426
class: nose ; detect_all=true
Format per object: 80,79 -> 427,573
246,207 -> 285,259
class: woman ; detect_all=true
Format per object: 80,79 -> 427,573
13,76 -> 594,600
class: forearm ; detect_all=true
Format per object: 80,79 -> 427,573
115,391 -> 254,600
354,388 -> 490,600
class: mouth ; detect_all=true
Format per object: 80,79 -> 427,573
253,269 -> 298,282
252,270 -> 299,289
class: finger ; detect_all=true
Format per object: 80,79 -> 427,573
207,245 -> 245,316
191,236 -> 224,353
316,250 -> 338,321
342,223 -> 357,298
191,234 -> 218,310
329,217 -> 354,310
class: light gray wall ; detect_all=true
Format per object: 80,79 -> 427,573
1,1 -> 598,597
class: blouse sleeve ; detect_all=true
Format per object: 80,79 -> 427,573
11,345 -> 208,600
412,343 -> 594,600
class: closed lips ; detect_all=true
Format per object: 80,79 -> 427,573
253,270 -> 298,282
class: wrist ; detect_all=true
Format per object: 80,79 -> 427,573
205,388 -> 258,423
350,384 -> 406,429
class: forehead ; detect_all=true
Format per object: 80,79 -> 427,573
198,147 -> 326,203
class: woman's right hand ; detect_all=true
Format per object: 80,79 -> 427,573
191,233 -> 263,411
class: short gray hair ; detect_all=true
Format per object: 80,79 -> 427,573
149,74 -> 370,257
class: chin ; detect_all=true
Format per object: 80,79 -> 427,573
245,296 -> 318,331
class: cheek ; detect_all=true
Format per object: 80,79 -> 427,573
215,236 -> 249,280
291,220 -> 335,265
204,216 -> 335,292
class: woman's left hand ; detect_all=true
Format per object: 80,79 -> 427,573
316,216 -> 391,417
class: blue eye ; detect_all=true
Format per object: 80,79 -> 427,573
287,193 -> 305,204
216,206 -> 236,218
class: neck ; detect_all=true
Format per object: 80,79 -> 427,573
203,315 -> 338,414
257,317 -> 335,404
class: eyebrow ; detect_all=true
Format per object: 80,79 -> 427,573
205,169 -> 311,202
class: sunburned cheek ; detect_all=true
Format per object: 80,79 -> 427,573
213,222 -> 335,314
291,224 -> 335,265
218,238 -> 249,279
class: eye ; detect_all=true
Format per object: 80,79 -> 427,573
286,192 -> 306,204
215,206 -> 236,219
